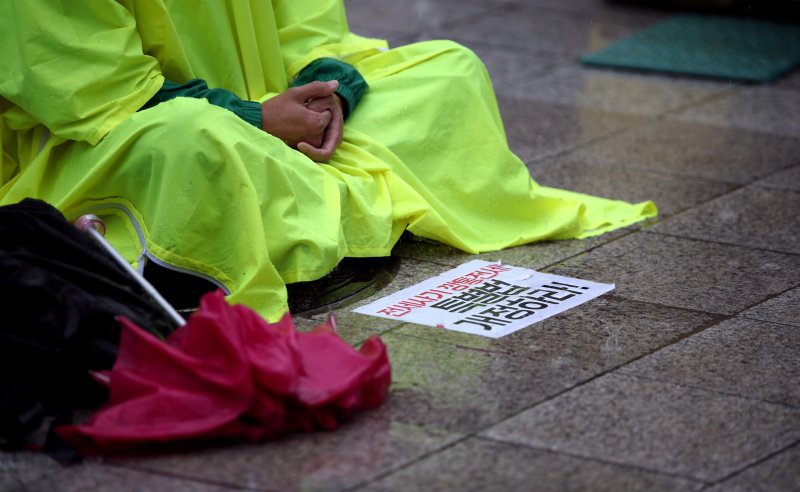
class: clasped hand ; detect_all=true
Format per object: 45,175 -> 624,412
260,80 -> 344,163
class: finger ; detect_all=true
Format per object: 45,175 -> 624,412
297,141 -> 333,163
302,134 -> 324,149
292,80 -> 339,103
308,96 -> 343,162
303,113 -> 341,164
303,107 -> 332,137
317,107 -> 343,157
318,108 -> 333,128
304,96 -> 336,114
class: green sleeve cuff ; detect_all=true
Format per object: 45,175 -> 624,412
142,79 -> 261,128
236,100 -> 262,129
291,58 -> 368,119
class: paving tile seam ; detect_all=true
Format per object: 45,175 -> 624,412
477,433 -> 717,485
106,461 -> 265,491
499,86 -> 734,142
450,328 -> 722,441
502,1 -> 659,17
753,180 -> 800,194
534,229 -> 646,270
613,372 -> 800,411
361,26 -> 414,40
734,282 -> 800,314
502,1 -> 595,14
753,160 -> 800,178
548,60 -> 742,100
447,34 -> 577,61
738,313 -> 800,329
634,180 -> 746,215
345,435 -> 474,492
536,99 -> 800,172
735,291 -> 800,317
373,300 -> 727,385
390,241 -> 643,277
696,439 -> 800,491
435,3 -> 520,32
379,329 -> 625,436
383,292 -> 726,356
604,282 -> 800,320
442,312 -> 734,435
474,434 -> 711,486
495,1 -> 671,25
525,88 -> 745,164
383,326 -> 569,361
642,229 -> 800,258
754,182 -> 800,193
623,77 -> 744,119
448,35 -> 599,58
600,295 -> 732,337
643,186 -> 744,219
536,229 -> 653,268
638,80 -> 742,120
588,306 -> 734,369
524,122 -> 650,163
465,37 -> 568,60
545,152 -> 748,191
480,376 -> 800,484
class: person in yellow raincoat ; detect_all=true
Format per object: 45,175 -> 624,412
0,0 -> 655,321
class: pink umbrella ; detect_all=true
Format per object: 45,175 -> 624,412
61,216 -> 391,454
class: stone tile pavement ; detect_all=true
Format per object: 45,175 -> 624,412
3,0 -> 799,490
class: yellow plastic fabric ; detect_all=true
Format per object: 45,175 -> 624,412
0,0 -> 656,321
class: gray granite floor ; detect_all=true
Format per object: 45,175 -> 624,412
4,1 -> 800,491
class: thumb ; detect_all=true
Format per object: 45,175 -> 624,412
293,80 -> 339,101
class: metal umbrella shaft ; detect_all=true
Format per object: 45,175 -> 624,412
75,214 -> 186,328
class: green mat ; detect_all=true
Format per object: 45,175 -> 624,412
580,15 -> 800,82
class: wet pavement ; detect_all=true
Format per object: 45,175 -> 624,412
3,1 -> 799,490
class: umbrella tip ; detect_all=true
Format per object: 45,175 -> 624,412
75,214 -> 107,236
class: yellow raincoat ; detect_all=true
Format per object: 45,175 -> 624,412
0,0 -> 655,321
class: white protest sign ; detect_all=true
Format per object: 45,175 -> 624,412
353,260 -> 614,338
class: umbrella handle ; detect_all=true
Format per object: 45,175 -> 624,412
75,214 -> 186,327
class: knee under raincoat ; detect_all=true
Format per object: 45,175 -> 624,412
0,0 -> 656,321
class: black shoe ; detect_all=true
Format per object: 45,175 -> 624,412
286,256 -> 400,316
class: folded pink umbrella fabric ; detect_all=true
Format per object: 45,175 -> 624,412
59,291 -> 390,453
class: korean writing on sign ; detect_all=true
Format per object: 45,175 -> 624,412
374,263 -> 512,318
353,260 -> 614,338
431,279 -> 590,331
